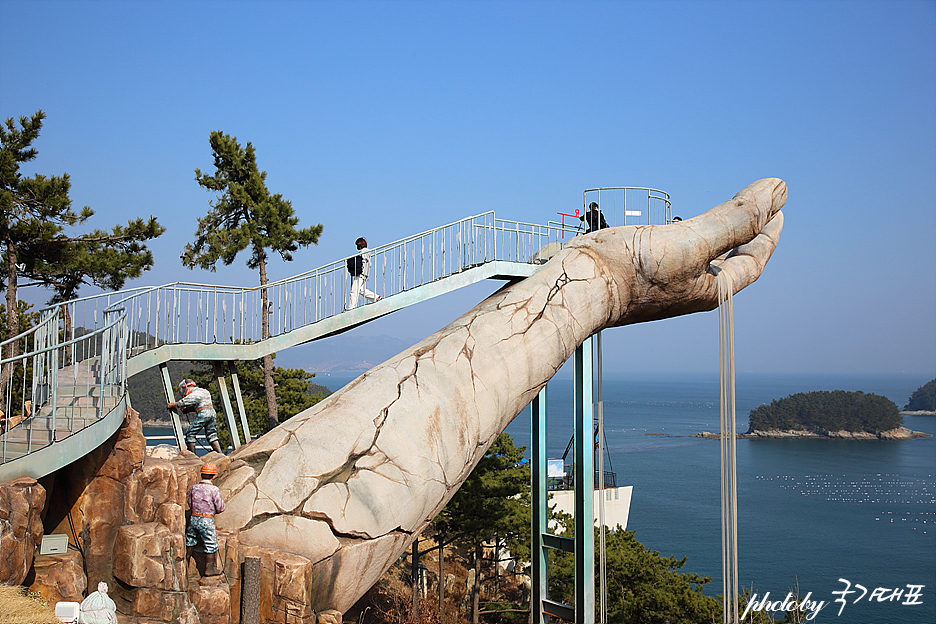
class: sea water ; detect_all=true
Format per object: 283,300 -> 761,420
503,372 -> 935,624
147,371 -> 935,623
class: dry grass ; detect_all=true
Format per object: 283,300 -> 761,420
0,584 -> 62,624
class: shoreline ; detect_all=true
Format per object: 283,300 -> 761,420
692,425 -> 931,440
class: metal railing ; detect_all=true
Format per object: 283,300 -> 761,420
1,304 -> 126,464
581,187 -> 673,227
0,199 -> 671,470
51,212 -> 582,356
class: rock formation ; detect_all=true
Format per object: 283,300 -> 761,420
0,476 -> 45,586
695,426 -> 931,440
215,178 -> 786,612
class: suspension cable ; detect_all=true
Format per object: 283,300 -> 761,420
717,268 -> 739,624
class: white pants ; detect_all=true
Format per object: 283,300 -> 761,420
348,276 -> 378,309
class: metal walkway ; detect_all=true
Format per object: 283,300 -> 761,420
0,190 -> 672,483
0,212 -> 571,482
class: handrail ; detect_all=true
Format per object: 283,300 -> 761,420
0,315 -> 45,350
1,303 -> 126,465
0,312 -> 124,365
581,187 -> 672,227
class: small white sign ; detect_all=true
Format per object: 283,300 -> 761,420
625,210 -> 642,216
40,533 -> 69,555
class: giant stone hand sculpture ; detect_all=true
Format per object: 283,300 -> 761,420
216,178 -> 786,612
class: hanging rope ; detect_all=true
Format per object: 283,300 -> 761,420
716,268 -> 740,624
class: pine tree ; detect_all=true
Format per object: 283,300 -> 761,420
549,526 -> 724,624
432,433 -> 531,624
186,131 -> 323,429
0,110 -> 164,389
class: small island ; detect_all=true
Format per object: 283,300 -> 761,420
693,388 -> 931,440
902,379 -> 936,415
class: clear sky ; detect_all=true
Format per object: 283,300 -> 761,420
2,0 -> 934,378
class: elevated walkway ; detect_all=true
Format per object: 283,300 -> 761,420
0,212 -> 574,482
0,188 -> 672,484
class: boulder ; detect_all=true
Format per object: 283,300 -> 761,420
113,522 -> 186,591
241,545 -> 317,624
0,476 -> 45,585
189,576 -> 232,624
29,550 -> 87,604
110,584 -> 198,624
317,609 -> 343,624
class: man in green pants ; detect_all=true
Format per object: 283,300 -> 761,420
167,378 -> 222,454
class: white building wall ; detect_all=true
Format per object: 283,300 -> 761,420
549,485 -> 633,530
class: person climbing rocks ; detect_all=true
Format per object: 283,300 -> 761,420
580,201 -> 609,233
186,462 -> 225,572
167,378 -> 222,454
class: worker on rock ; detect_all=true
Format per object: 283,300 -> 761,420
186,462 -> 225,569
167,378 -> 222,454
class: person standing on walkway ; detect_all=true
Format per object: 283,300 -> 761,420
580,201 -> 609,233
186,462 -> 225,572
167,378 -> 222,454
347,236 -> 380,309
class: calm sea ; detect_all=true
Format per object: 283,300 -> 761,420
148,371 -> 935,623
502,372 -> 935,624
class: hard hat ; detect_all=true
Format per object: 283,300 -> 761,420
201,462 -> 217,477
178,379 -> 196,394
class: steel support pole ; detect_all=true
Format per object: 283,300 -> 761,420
574,337 -> 595,624
228,361 -> 252,442
532,386 -> 548,624
212,361 -> 241,449
159,363 -> 186,449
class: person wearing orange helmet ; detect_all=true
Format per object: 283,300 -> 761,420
186,462 -> 225,562
167,378 -> 222,454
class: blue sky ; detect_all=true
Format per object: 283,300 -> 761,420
2,0 -> 934,378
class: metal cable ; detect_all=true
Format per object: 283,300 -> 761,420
717,268 -> 739,624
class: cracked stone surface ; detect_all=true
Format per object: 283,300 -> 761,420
215,178 -> 787,612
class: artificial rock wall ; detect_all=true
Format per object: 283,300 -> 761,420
1,407 -> 342,624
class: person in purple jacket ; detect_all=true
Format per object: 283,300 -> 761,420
186,462 -> 225,561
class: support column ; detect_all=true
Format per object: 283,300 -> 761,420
532,387 -> 548,624
212,361 -> 242,449
159,363 -> 186,449
574,336 -> 595,624
532,338 -> 597,623
228,361 -> 252,442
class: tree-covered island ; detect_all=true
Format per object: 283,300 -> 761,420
903,379 -> 936,413
695,389 -> 931,440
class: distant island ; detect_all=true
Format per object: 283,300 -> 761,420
902,379 -> 936,414
694,389 -> 931,440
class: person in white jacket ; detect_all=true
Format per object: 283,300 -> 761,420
347,237 -> 380,309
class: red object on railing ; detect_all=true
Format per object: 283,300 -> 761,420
556,209 -> 581,238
